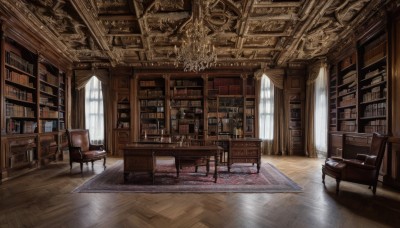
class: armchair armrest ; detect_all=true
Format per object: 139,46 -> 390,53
356,154 -> 368,161
327,156 -> 343,161
89,144 -> 104,150
343,159 -> 375,170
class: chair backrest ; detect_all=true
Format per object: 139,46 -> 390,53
67,129 -> 90,152
370,132 -> 388,170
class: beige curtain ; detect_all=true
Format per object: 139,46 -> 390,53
72,69 -> 112,153
256,69 -> 286,155
272,87 -> 286,155
305,62 -> 322,158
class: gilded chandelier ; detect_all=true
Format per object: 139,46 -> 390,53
174,1 -> 217,72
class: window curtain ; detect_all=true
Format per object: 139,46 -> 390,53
72,69 -> 112,153
256,69 -> 286,155
305,60 -> 328,158
85,76 -> 104,145
314,66 -> 328,157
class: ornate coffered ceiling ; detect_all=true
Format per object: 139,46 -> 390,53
0,0 -> 385,70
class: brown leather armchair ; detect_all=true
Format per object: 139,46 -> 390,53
322,132 -> 388,195
67,129 -> 107,174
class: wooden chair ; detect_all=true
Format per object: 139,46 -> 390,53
322,132 -> 388,195
67,129 -> 107,175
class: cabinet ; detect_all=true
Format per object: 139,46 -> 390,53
328,24 -> 389,137
206,76 -> 256,140
170,78 -> 204,139
228,138 -> 261,173
134,73 -> 257,142
1,36 -> 69,180
286,71 -> 305,155
3,38 -> 37,135
337,51 -> 358,132
111,72 -> 132,156
138,78 -> 166,138
357,31 -> 388,134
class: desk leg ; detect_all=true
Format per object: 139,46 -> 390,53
123,172 -> 129,183
214,153 -> 218,183
257,161 -> 260,173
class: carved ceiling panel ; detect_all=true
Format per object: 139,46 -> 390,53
0,0 -> 385,69
96,0 -> 132,14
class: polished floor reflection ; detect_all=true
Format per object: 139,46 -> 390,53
0,155 -> 399,227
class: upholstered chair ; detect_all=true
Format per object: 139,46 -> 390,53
67,129 -> 107,175
322,132 -> 388,195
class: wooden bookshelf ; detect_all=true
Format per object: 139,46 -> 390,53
1,37 -> 69,180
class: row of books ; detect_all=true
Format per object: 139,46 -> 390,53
6,68 -> 34,87
5,84 -> 34,102
290,109 -> 301,119
40,97 -> 56,106
338,85 -> 356,96
139,89 -> 163,97
342,70 -> 357,84
140,100 -> 164,107
6,103 -> 35,118
140,80 -> 162,87
141,112 -> 164,119
339,108 -> 357,119
5,51 -> 34,75
171,80 -> 201,87
170,100 -> 202,107
210,78 -> 241,88
363,103 -> 386,117
6,119 -> 37,134
363,40 -> 386,66
140,125 -> 161,135
340,121 -> 357,132
40,107 -> 59,118
39,64 -> 58,85
40,84 -> 56,95
364,68 -> 386,80
339,97 -> 356,107
362,87 -> 385,102
364,120 -> 386,133
171,88 -> 202,96
245,108 -> 255,118
41,120 -> 57,132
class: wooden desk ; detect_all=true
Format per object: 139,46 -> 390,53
123,144 -> 222,183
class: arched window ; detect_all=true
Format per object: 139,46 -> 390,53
85,76 -> 104,144
259,74 -> 274,140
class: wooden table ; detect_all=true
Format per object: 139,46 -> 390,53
123,144 -> 222,183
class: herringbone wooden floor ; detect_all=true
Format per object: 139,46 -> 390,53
0,155 -> 399,228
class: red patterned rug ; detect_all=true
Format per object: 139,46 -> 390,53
73,159 -> 302,193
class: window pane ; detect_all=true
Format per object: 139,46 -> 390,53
85,76 -> 104,143
259,75 -> 274,140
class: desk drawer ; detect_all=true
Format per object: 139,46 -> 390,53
230,141 -> 260,148
231,148 -> 259,157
